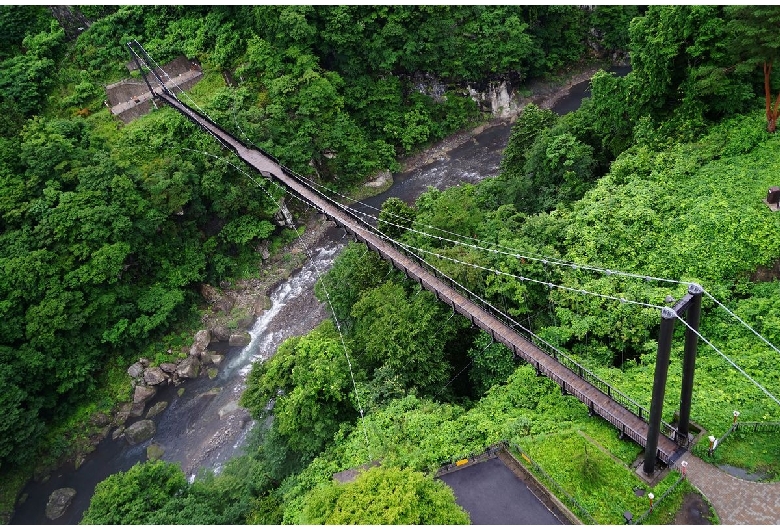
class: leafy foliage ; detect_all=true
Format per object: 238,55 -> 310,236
296,466 -> 469,524
81,461 -> 187,524
81,455 -> 274,524
468,331 -> 519,397
350,281 -> 469,396
241,321 -> 357,459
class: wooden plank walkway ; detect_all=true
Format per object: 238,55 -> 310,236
156,91 -> 683,466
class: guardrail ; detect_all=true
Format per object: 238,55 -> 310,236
710,421 -> 780,455
504,441 -> 598,525
436,441 -> 597,525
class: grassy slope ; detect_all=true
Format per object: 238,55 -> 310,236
560,112 -> 780,440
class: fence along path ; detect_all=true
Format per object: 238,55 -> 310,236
155,90 -> 683,466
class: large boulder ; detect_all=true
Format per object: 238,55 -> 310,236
45,488 -> 76,520
214,293 -> 235,315
189,329 -> 211,357
125,420 -> 156,445
201,351 -> 213,365
127,361 -> 144,379
159,362 -> 178,374
114,403 -> 132,426
200,283 -> 221,304
229,332 -> 251,347
112,426 -> 125,440
133,385 -> 156,405
128,401 -> 146,418
147,443 -> 165,461
90,411 -> 112,427
143,367 -> 167,386
133,385 -> 157,405
176,356 -> 201,379
210,325 -> 230,342
146,401 -> 168,419
253,295 -> 271,317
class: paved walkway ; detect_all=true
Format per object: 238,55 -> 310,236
440,458 -> 564,525
682,454 -> 780,524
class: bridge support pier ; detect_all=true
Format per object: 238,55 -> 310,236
643,283 -> 703,474
643,307 -> 676,475
678,284 -> 703,442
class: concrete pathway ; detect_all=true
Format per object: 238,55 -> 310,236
109,69 -> 202,116
682,454 -> 780,524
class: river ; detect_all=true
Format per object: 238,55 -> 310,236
10,65 -> 624,525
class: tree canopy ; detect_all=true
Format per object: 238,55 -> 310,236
296,466 -> 469,524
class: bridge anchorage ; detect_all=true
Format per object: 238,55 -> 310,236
128,42 -> 698,477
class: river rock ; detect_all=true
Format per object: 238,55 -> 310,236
147,443 -> 165,461
210,354 -> 224,366
254,294 -> 272,316
133,384 -> 156,405
127,361 -> 144,379
45,488 -> 76,520
114,403 -> 132,426
146,401 -> 168,419
112,426 -> 125,440
129,401 -> 146,418
365,169 -> 391,188
228,332 -> 251,346
189,329 -> 211,357
200,351 -> 212,366
144,366 -> 167,386
210,325 -> 230,342
125,419 -> 156,444
257,240 -> 271,260
237,315 -> 254,329
176,356 -> 201,379
159,362 -> 178,374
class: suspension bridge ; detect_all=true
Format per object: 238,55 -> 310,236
125,42 -> 700,471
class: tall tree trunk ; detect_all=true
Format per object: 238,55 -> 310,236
765,61 -> 780,133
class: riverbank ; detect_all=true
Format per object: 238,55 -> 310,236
392,61 -> 609,177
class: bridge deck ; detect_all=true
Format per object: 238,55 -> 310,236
156,91 -> 682,467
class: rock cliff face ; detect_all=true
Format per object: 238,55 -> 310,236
468,80 -> 520,118
411,72 -> 523,119
48,6 -> 91,41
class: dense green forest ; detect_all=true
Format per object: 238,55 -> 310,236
0,4 -> 629,477
3,4 -> 780,525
